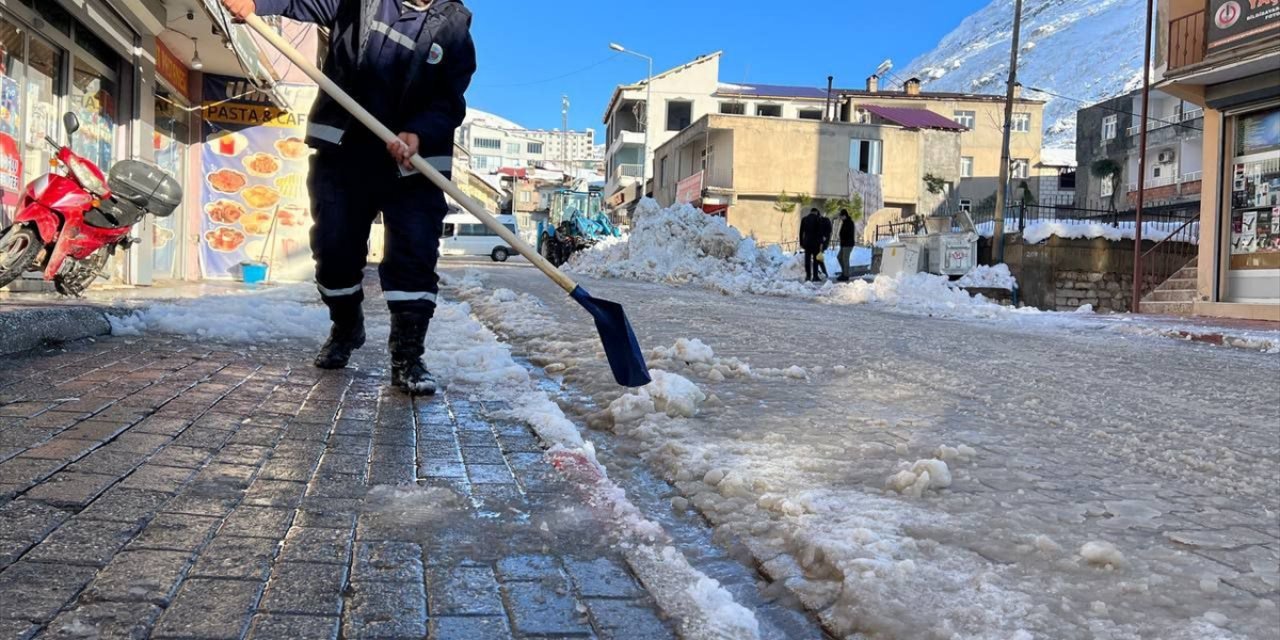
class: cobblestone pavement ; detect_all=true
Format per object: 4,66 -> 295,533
0,326 -> 680,639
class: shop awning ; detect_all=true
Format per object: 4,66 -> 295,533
197,0 -> 292,109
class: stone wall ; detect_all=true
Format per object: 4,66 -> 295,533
1052,271 -> 1165,313
981,235 -> 1194,313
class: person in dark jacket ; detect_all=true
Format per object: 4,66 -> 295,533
836,209 -> 857,281
815,213 -> 833,280
221,0 -> 476,395
799,208 -> 825,282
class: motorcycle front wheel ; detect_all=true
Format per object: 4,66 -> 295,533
54,248 -> 110,297
0,224 -> 42,290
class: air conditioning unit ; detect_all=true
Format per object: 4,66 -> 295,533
1157,150 -> 1176,164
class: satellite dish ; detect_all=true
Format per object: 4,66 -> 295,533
875,59 -> 893,77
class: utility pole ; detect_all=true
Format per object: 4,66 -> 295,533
561,95 -> 570,171
1132,0 -> 1154,312
991,0 -> 1023,264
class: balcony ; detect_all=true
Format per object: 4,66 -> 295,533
606,131 -> 645,159
1125,171 -> 1204,205
615,164 -> 644,180
1167,9 -> 1206,72
1125,108 -> 1205,137
1165,3 -> 1280,84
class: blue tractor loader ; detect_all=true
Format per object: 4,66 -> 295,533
536,188 -> 620,267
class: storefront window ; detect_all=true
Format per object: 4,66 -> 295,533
1226,106 -> 1280,302
25,36 -> 62,200
0,16 -> 24,223
71,60 -> 117,172
153,91 -> 187,279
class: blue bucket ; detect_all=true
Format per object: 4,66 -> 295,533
241,261 -> 269,285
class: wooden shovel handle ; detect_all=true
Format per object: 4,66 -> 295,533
244,14 -> 578,293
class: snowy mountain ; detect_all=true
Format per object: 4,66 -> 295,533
903,0 -> 1146,150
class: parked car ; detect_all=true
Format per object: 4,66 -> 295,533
440,213 -> 519,262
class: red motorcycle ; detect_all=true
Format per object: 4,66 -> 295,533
0,112 -> 181,295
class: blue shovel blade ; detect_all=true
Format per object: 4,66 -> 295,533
569,285 -> 651,388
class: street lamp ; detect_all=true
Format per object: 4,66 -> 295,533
609,42 -> 653,188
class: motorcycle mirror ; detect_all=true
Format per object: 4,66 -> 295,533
63,112 -> 80,136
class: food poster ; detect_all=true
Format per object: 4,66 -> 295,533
199,75 -> 317,281
152,129 -> 181,278
0,74 -> 18,137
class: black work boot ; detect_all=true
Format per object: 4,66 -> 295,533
389,311 -> 437,395
314,303 -> 366,370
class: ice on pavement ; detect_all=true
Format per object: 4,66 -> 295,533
453,267 -> 1280,640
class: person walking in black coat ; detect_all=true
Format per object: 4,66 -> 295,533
815,213 -> 833,281
799,208 -> 825,282
836,209 -> 857,281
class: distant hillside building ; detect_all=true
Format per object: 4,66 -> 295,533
456,121 -> 600,172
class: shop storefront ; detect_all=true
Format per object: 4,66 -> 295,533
0,0 -> 136,281
152,40 -> 196,281
1222,105 -> 1280,303
1159,0 -> 1280,320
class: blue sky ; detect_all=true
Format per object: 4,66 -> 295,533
465,0 -> 991,133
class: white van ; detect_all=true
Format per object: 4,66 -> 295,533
440,213 -> 519,262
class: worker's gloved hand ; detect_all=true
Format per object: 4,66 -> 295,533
221,0 -> 255,21
388,133 -> 419,169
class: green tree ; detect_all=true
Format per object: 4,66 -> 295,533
1091,158 -> 1122,212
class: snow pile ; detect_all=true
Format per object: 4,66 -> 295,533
648,338 -> 756,383
609,370 -> 707,421
107,284 -> 329,342
886,459 -> 953,497
955,264 -> 1017,290
569,199 -> 1032,321
566,199 -> 804,296
1079,541 -> 1126,569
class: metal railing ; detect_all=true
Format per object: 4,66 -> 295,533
615,164 -> 644,179
1168,10 -> 1207,71
1182,107 -> 1204,121
1126,170 -> 1203,193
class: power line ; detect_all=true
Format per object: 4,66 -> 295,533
474,54 -> 622,89
1024,85 -> 1203,132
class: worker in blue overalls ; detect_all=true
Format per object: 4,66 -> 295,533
221,0 -> 476,395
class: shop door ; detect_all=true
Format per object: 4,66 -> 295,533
1226,107 -> 1280,302
153,91 -> 187,279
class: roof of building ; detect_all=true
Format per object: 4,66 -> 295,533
714,83 -> 829,100
604,52 -> 722,122
858,104 -> 966,130
1039,148 -> 1078,168
838,86 -> 1044,104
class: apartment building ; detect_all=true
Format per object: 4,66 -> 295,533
1157,0 -> 1280,319
602,52 -> 836,216
601,51 -> 1048,219
652,112 -> 963,245
1075,88 -> 1205,212
456,121 -> 600,172
837,76 -> 1050,209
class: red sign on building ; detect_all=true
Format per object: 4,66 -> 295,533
676,171 -> 704,204
156,40 -> 192,101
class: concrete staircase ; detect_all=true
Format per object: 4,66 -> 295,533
1139,261 -> 1197,315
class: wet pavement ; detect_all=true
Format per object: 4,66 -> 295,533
0,310 -> 681,638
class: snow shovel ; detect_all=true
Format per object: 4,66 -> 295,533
243,15 -> 650,387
